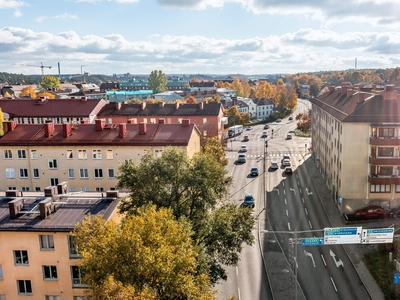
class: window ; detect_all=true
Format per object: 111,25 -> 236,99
33,168 -> 40,178
378,147 -> 394,157
108,169 -> 115,178
379,127 -> 394,137
379,166 -> 393,175
35,187 -> 41,192
178,118 -> 182,124
78,150 -> 87,160
81,187 -> 90,192
80,169 -> 89,178
14,250 -> 29,265
17,149 -> 26,159
71,266 -> 86,288
150,118 -> 156,124
68,236 -> 80,258
50,178 -> 59,186
96,187 -> 104,192
68,169 -> 75,178
73,296 -> 88,300
43,265 -> 58,280
370,184 -> 391,193
21,187 -> 29,192
106,150 -> 113,159
17,280 -> 32,295
92,149 -> 102,159
48,159 -> 58,169
4,149 -> 12,159
39,235 -> 54,250
203,118 -> 207,124
67,150 -> 74,159
30,150 -> 38,159
154,149 -> 163,158
46,296 -> 60,300
396,185 -> 400,193
8,186 -> 16,190
0,264 -> 3,279
94,169 -> 103,178
5,168 -> 15,179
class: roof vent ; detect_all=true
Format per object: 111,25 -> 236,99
57,181 -> 69,194
39,198 -> 56,219
106,190 -> 119,198
9,198 -> 24,218
44,186 -> 58,197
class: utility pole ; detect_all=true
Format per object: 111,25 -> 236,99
81,65 -> 87,85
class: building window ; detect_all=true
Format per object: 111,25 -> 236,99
30,150 -> 38,159
78,150 -> 87,160
92,149 -> 102,159
396,185 -> 400,193
94,169 -> 103,178
379,128 -> 394,137
50,178 -> 59,186
379,166 -> 393,175
43,265 -> 58,280
5,168 -> 15,179
370,184 -> 391,193
0,264 -> 3,279
17,280 -> 32,295
203,130 -> 207,137
378,147 -> 394,157
35,187 -> 41,192
178,118 -> 182,124
48,159 -> 58,169
154,149 -> 163,158
19,169 -> 28,178
106,150 -> 113,159
108,169 -> 115,178
46,296 -> 60,300
17,149 -> 26,159
150,118 -> 156,124
68,169 -> 75,178
68,236 -> 80,258
39,235 -> 54,250
67,150 -> 74,159
21,187 -> 29,192
81,187 -> 90,192
32,168 -> 40,178
14,250 -> 29,265
73,296 -> 88,300
71,266 -> 86,288
143,118 -> 147,123
203,118 -> 207,124
8,186 -> 16,190
96,187 -> 104,192
3,149 -> 12,159
80,169 -> 89,178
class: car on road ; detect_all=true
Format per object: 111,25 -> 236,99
276,118 -> 281,122
354,205 -> 386,219
241,193 -> 255,208
247,126 -> 253,131
287,134 -> 292,139
250,167 -> 259,176
288,116 -> 293,121
282,155 -> 290,162
270,161 -> 279,169
264,124 -> 270,129
261,131 -> 268,138
237,154 -> 246,163
239,145 -> 247,152
282,158 -> 291,166
243,135 -> 249,142
284,166 -> 293,174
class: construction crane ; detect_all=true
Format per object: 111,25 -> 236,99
12,62 -> 52,76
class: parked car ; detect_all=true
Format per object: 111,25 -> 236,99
282,159 -> 291,166
261,131 -> 268,138
276,118 -> 282,122
250,167 -> 259,176
237,154 -> 246,163
247,126 -> 253,131
270,161 -> 279,169
284,166 -> 293,174
239,145 -> 247,152
288,116 -> 293,121
241,193 -> 255,208
354,205 -> 386,219
243,135 -> 249,142
264,124 -> 270,129
287,134 -> 292,139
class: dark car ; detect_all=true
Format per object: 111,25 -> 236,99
243,135 -> 249,142
250,167 -> 259,176
261,131 -> 268,138
354,205 -> 386,219
241,193 -> 255,208
289,116 -> 293,121
264,124 -> 270,129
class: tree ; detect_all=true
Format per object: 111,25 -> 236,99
38,75 -> 61,91
255,81 -> 273,98
231,77 -> 243,97
116,148 -> 255,284
148,70 -> 168,94
37,92 -> 55,99
73,206 -> 216,300
224,106 -> 243,127
202,136 -> 228,166
0,108 -> 4,136
296,112 -> 311,133
240,78 -> 251,98
19,86 -> 37,98
184,96 -> 198,103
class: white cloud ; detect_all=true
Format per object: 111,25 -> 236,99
36,13 -> 78,23
13,9 -> 22,17
0,0 -> 24,9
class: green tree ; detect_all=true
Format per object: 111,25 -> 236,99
224,106 -> 243,127
202,136 -> 228,166
74,206 -> 216,300
19,86 -> 37,98
116,148 -> 255,284
38,75 -> 61,91
148,70 -> 168,94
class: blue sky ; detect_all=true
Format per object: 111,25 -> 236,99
1,0 -> 400,76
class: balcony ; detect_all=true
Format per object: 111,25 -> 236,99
369,156 -> 400,165
370,136 -> 400,146
368,174 -> 400,185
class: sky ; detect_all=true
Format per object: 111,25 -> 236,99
1,0 -> 400,76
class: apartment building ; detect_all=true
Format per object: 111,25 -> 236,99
0,188 -> 123,300
310,84 -> 400,213
0,119 -> 200,193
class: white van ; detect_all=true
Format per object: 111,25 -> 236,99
287,134 -> 292,139
282,159 -> 291,166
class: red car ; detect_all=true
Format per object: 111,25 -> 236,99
243,135 -> 249,142
354,205 -> 386,219
284,166 -> 293,174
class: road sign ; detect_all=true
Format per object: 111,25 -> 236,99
302,238 -> 324,246
324,227 -> 362,245
395,273 -> 400,284
361,228 -> 394,244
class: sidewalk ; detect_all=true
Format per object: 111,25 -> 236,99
304,155 -> 385,300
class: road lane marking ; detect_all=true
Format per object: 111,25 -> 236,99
321,254 -> 327,266
299,188 -> 302,194
236,266 -> 239,275
283,190 -> 286,195
289,188 -> 296,195
304,250 -> 316,267
273,188 -> 279,195
297,180 -> 300,185
308,221 -> 313,229
330,277 -> 338,292
238,287 -> 241,300
302,197 -> 305,203
330,250 -> 344,268
288,222 -> 291,231
286,209 -> 288,216
285,199 -> 287,205
304,208 -> 308,215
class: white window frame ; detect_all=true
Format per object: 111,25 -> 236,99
68,169 -> 75,178
46,296 -> 60,300
21,187 -> 29,192
50,178 -> 59,186
48,159 -> 58,169
94,169 -> 103,178
79,169 -> 89,178
66,149 -> 74,159
33,168 -> 40,178
3,149 -> 12,159
6,168 -> 15,179
30,150 -> 38,159
108,169 -> 115,178
17,149 -> 26,159
92,149 -> 102,159
78,150 -> 87,160
19,168 -> 28,178
106,150 -> 113,159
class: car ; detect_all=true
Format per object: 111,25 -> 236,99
288,116 -> 293,121
282,155 -> 290,162
270,161 -> 279,169
264,124 -> 270,129
239,145 -> 247,152
241,193 -> 255,208
243,135 -> 249,142
284,166 -> 293,174
237,154 -> 246,163
282,158 -> 291,166
261,131 -> 268,138
354,205 -> 386,219
276,118 -> 282,122
287,134 -> 292,139
388,208 -> 400,218
250,167 -> 259,176
247,126 -> 253,131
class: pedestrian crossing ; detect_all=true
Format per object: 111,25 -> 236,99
225,152 -> 304,159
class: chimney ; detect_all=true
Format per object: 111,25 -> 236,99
328,86 -> 335,92
175,102 -> 180,109
182,119 -> 190,127
80,120 -> 88,124
341,86 -> 349,95
353,84 -> 361,91
95,119 -> 105,131
63,123 -> 72,137
347,89 -> 354,98
199,102 -> 204,110
127,118 -> 134,124
70,96 -> 76,100
81,96 -> 88,102
116,102 -> 122,110
39,198 -> 55,219
9,198 -> 23,219
158,118 -> 165,124
141,102 -> 146,110
44,121 -> 55,137
139,122 -> 147,135
383,84 -> 397,101
7,121 -> 17,132
119,123 -> 127,138
159,102 -> 165,107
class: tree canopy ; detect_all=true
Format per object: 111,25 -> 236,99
38,75 -> 61,91
19,86 -> 37,98
148,70 -> 168,94
73,206 -> 216,300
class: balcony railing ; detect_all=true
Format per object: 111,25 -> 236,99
368,174 -> 400,184
370,136 -> 400,146
369,156 -> 400,165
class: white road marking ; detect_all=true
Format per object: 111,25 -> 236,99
304,250 -> 316,267
305,208 -> 308,215
308,221 -> 313,229
298,180 -> 300,185
330,277 -> 338,292
238,287 -> 241,300
299,188 -> 302,194
283,190 -> 286,195
286,209 -> 288,216
302,197 -> 305,203
294,256 -> 298,268
330,250 -> 344,268
285,199 -> 287,205
321,254 -> 327,266
288,222 -> 291,231
289,188 -> 296,195
236,266 -> 239,275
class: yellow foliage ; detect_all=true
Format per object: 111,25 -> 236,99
19,86 -> 37,98
37,92 -> 55,99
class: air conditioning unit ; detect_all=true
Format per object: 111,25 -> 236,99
106,190 -> 119,198
6,190 -> 21,197
44,186 -> 58,197
57,181 -> 69,194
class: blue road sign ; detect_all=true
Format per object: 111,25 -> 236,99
394,273 -> 400,284
302,238 -> 324,246
324,227 -> 362,245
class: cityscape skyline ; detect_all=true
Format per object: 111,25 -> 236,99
1,0 -> 400,76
